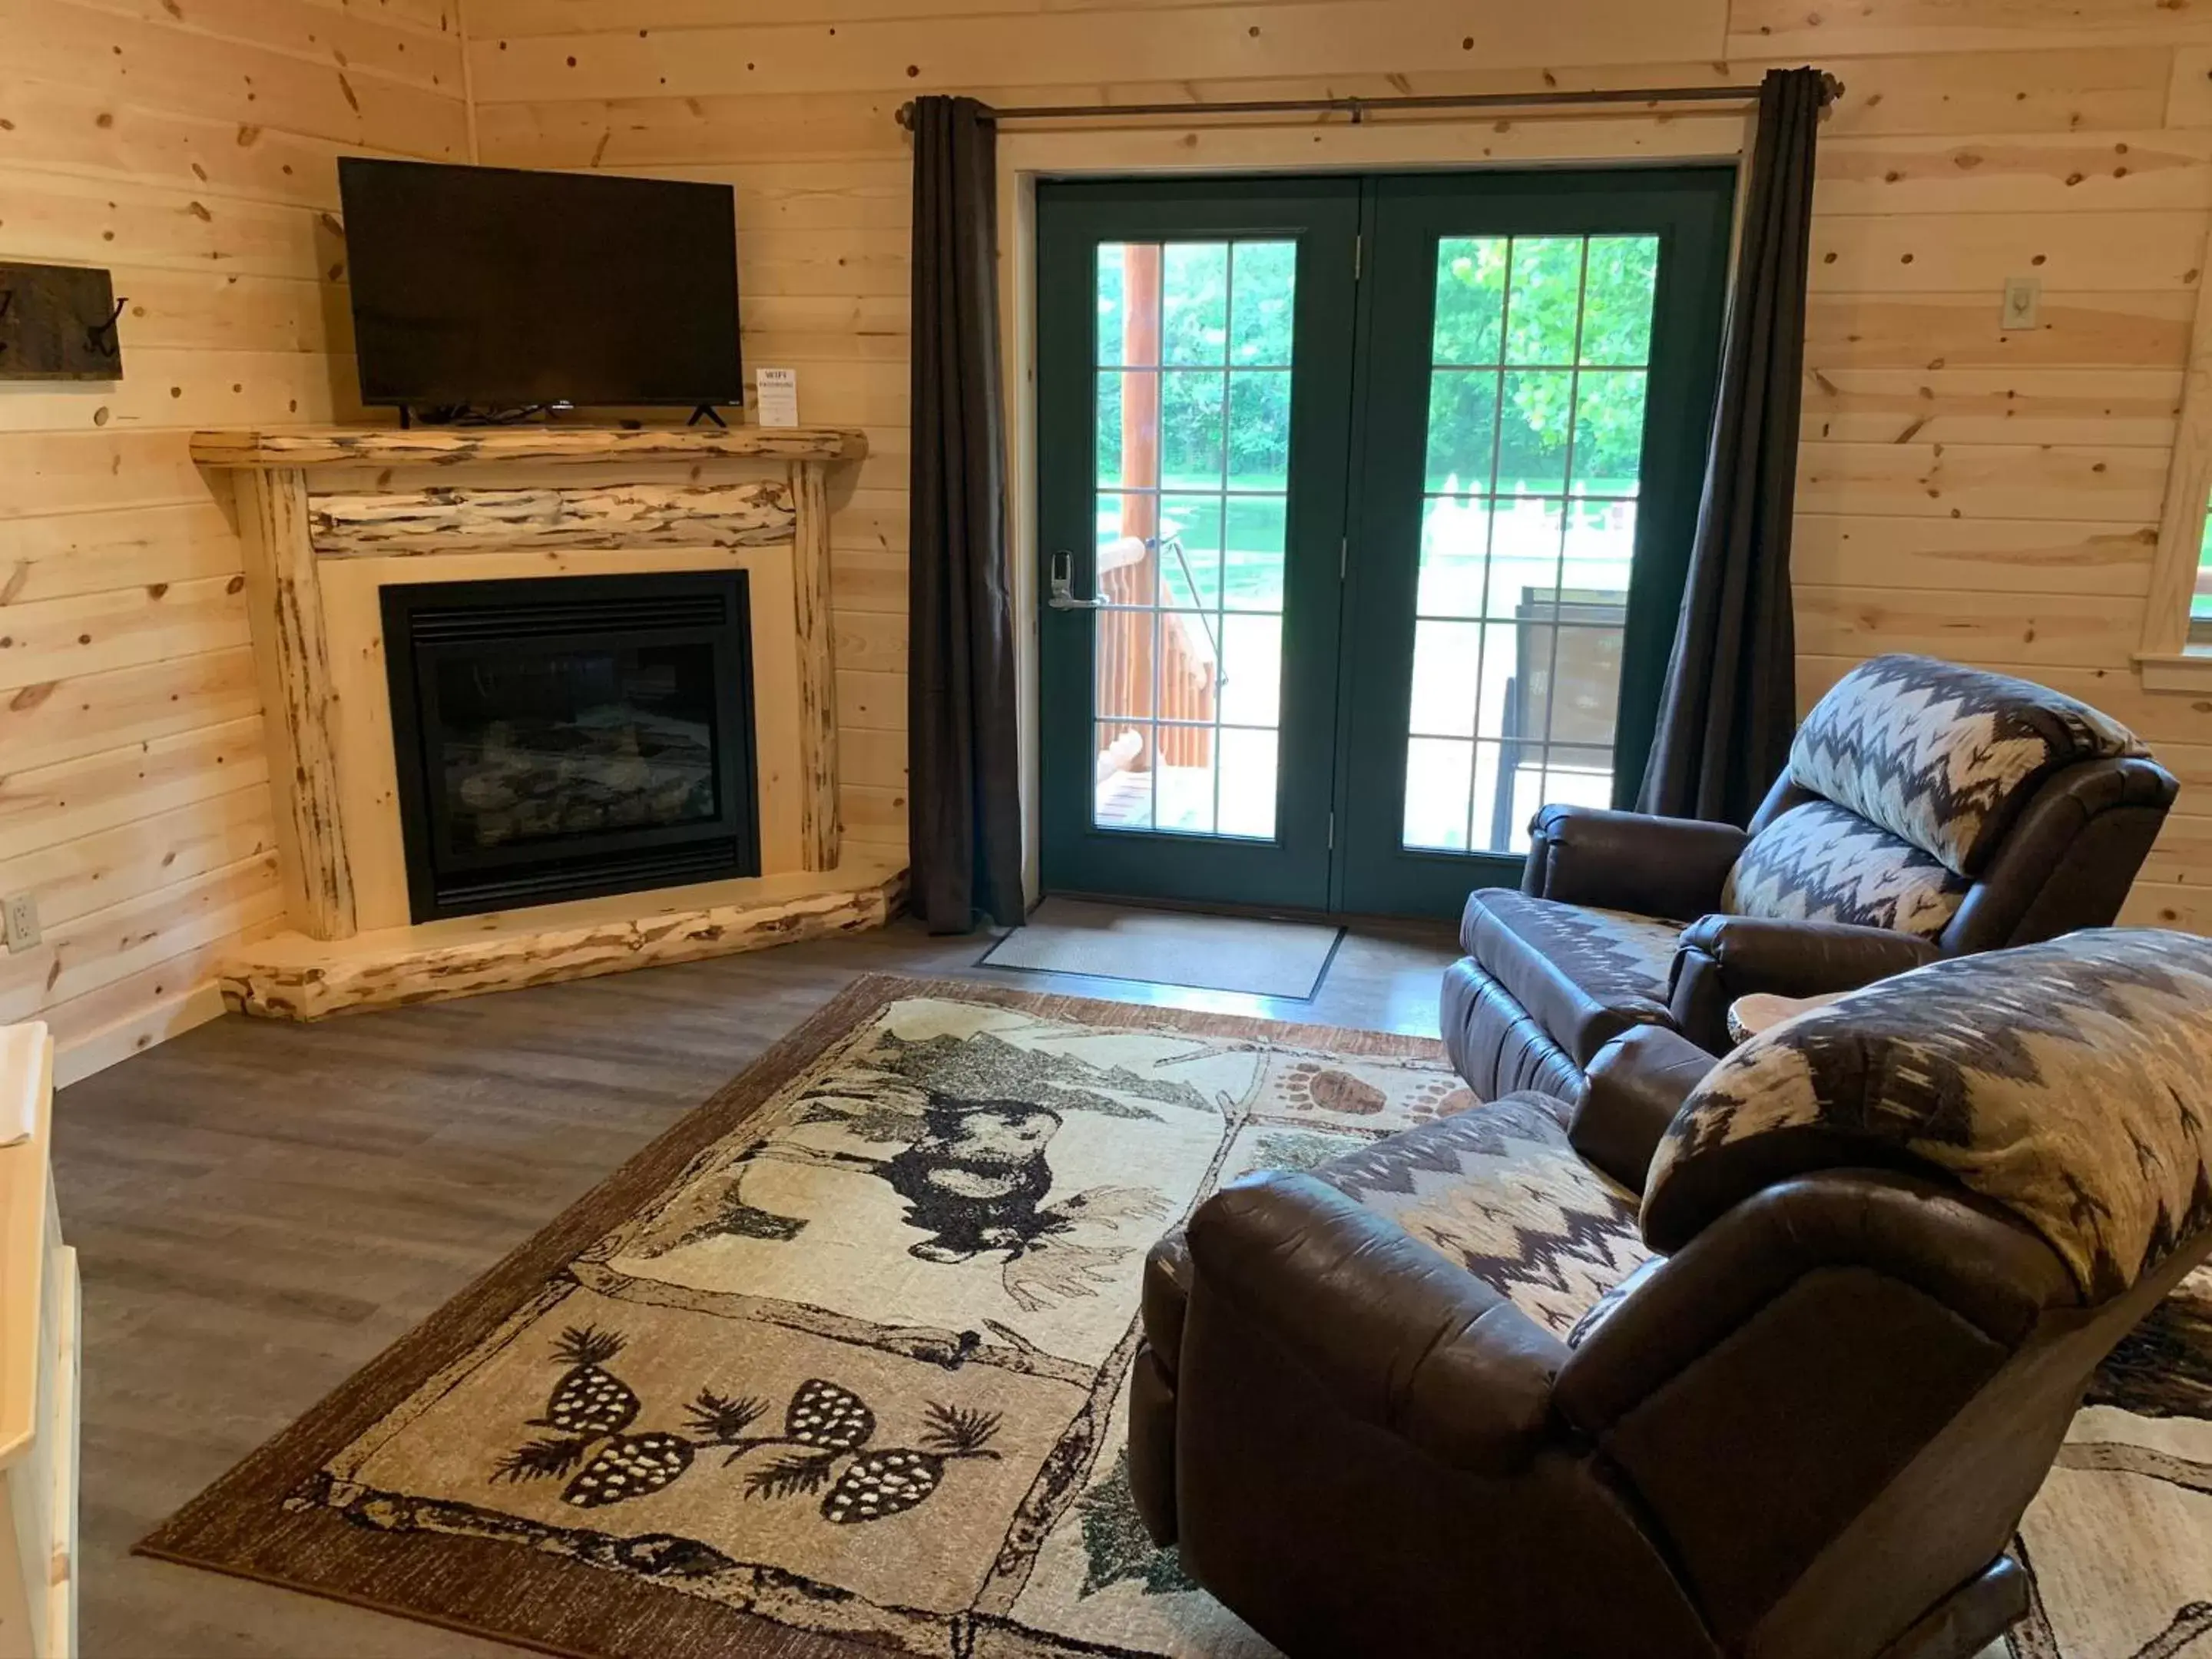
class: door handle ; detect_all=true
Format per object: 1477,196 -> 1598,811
1048,549 -> 1106,610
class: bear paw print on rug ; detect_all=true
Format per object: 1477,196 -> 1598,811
1275,1061 -> 1473,1124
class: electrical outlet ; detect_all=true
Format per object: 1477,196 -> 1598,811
2001,275 -> 2042,331
3,893 -> 39,954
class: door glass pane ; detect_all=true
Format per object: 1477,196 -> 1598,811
1094,493 -> 1156,605
1403,738 -> 1475,852
1402,232 -> 1657,856
1433,238 -> 1507,366
1409,619 -> 1481,739
1160,371 -> 1226,485
1425,370 -> 1500,492
1502,238 -> 1586,364
1496,369 -> 1574,495
1581,237 -> 1658,366
1093,239 -> 1295,841
1219,613 -> 1282,727
1226,495 -> 1286,612
1218,729 -> 1280,839
1230,243 -> 1296,365
1162,243 -> 1228,364
1416,496 -> 1489,618
1158,495 -> 1224,610
2193,508 -> 2212,641
1229,371 -> 1293,488
1569,371 -> 1647,495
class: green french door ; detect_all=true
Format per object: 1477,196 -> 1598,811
1037,168 -> 1734,917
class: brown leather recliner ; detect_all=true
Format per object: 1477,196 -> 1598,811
1130,929 -> 2212,1659
1444,654 -> 2178,1100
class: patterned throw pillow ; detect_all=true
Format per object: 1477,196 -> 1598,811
1320,1094 -> 1653,1339
1722,799 -> 1971,940
1641,929 -> 2212,1300
1789,654 -> 2144,876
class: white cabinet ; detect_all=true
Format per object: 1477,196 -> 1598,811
0,1027 -> 78,1659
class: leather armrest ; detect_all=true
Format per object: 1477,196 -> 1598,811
1525,804 -> 1747,920
1669,915 -> 1941,1051
1559,1172 -> 2075,1439
1185,1171 -> 1567,1475
1574,1026 -> 1718,1194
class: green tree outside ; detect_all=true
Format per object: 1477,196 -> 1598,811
1090,235 -> 1658,610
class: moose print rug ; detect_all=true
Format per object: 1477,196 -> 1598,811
139,975 -> 1472,1658
137,974 -> 2209,1657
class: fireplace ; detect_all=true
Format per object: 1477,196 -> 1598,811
381,571 -> 760,922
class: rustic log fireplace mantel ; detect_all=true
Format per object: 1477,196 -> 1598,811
192,424 -> 903,1020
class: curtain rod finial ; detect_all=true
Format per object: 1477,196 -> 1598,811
896,100 -> 917,130
1819,71 -> 1845,106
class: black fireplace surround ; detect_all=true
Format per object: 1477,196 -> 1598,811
381,571 -> 760,922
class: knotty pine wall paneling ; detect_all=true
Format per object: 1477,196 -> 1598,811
0,0 -> 468,1079
458,2 -> 2212,929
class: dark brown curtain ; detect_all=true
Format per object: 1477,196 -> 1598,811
908,96 -> 1023,930
1637,68 -> 1826,824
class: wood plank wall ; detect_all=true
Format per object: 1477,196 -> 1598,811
0,0 -> 468,1074
21,0 -> 2212,1081
459,0 -> 2212,931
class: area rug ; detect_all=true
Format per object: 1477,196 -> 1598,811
979,899 -> 1345,999
2008,1263 -> 2212,1659
137,972 -> 2212,1658
137,974 -> 1472,1658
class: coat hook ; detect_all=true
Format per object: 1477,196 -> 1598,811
85,296 -> 126,356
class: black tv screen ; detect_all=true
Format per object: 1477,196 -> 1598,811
338,158 -> 743,410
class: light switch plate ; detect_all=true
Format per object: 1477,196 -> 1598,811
2002,276 -> 2042,331
2,893 -> 38,953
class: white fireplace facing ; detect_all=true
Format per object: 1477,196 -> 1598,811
323,545 -> 806,932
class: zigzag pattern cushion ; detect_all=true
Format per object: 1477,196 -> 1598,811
1789,654 -> 2144,876
1642,929 -> 2212,1300
1723,799 -> 1972,940
1320,1094 -> 1652,1337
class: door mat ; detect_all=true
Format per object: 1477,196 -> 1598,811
979,899 -> 1344,998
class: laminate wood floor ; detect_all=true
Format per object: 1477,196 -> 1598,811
53,911 -> 1459,1659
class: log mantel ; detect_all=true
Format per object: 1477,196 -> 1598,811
190,424 -> 866,469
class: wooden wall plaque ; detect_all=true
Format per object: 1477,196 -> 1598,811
0,263 -> 122,382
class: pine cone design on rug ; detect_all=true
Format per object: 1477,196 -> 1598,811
820,1402 -> 1003,1525
726,1382 -> 1004,1525
720,1377 -> 878,1473
562,1434 -> 694,1510
493,1326 -> 715,1510
538,1325 -> 640,1437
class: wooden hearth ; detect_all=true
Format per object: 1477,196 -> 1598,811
193,424 -> 902,1020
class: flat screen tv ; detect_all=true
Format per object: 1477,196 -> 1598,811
338,157 -> 743,412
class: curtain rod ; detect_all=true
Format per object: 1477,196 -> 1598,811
895,77 -> 1841,131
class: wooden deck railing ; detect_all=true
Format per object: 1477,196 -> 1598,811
1097,537 -> 1217,770
1094,240 -> 1217,783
